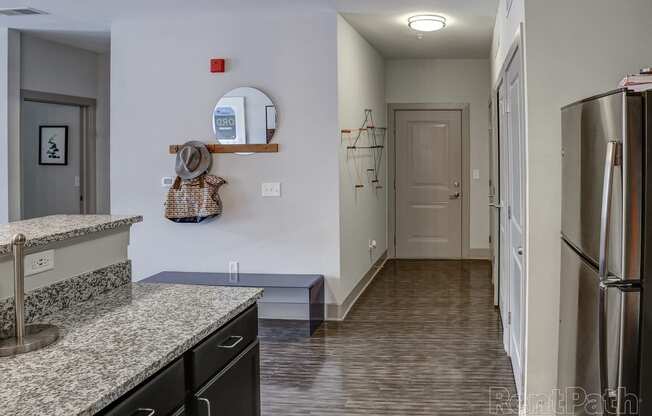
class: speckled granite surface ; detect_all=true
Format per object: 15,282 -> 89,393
0,283 -> 263,416
0,215 -> 142,256
0,260 -> 132,334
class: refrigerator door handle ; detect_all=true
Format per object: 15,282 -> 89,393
598,140 -> 619,281
597,140 -> 621,413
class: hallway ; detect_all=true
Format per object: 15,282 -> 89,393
259,260 -> 517,415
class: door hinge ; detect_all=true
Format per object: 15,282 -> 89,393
507,206 -> 512,220
508,312 -> 512,325
489,235 -> 492,244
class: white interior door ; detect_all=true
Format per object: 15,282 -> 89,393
395,110 -> 463,258
506,46 -> 525,395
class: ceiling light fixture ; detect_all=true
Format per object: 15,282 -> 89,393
408,15 -> 446,32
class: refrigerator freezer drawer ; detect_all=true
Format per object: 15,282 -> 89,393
558,241 -> 640,415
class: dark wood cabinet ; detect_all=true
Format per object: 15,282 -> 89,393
189,306 -> 258,390
192,342 -> 260,416
99,306 -> 260,416
102,358 -> 185,416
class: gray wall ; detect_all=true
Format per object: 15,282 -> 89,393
110,11 -> 342,300
0,28 -> 21,223
96,53 -> 111,214
21,34 -> 99,98
0,28 -> 10,223
21,101 -> 81,219
336,15 -> 387,305
385,59 -> 491,251
15,34 -> 111,217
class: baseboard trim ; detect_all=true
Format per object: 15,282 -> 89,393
326,251 -> 388,321
466,248 -> 491,260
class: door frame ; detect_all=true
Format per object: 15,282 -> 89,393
19,89 -> 97,218
492,25 -> 527,396
489,97 -> 500,307
387,103 -> 479,259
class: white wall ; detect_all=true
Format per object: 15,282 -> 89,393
521,0 -> 652,410
336,15 -> 387,305
110,11 -> 342,302
385,59 -> 491,251
491,0 -> 524,84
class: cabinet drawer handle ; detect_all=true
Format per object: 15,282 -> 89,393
218,335 -> 244,349
131,409 -> 155,416
198,397 -> 211,416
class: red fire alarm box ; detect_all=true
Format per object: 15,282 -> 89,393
211,58 -> 226,73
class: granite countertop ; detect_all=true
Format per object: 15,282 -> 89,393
0,283 -> 263,416
0,215 -> 143,255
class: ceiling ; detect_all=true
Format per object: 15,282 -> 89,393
0,0 -> 498,57
336,0 -> 498,59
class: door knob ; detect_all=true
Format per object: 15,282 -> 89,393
517,247 -> 524,256
453,181 -> 460,188
449,192 -> 461,200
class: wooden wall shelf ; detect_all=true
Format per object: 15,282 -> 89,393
169,143 -> 279,154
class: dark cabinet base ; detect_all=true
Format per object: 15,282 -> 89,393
99,306 -> 260,416
192,341 -> 260,416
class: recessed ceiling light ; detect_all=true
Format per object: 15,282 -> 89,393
408,15 -> 446,32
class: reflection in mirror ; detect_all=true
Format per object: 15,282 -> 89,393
213,87 -> 277,145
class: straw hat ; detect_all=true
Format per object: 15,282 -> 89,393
175,141 -> 212,180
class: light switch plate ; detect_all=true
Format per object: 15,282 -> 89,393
262,182 -> 281,197
161,177 -> 174,187
472,169 -> 480,180
25,250 -> 55,276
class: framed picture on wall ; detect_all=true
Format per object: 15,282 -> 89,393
39,125 -> 68,166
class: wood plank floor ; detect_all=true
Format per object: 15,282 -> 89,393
259,260 -> 518,415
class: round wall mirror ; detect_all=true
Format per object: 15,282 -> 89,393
213,87 -> 277,147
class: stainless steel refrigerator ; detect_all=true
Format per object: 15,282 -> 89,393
559,88 -> 652,415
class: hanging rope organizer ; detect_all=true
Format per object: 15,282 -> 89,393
341,109 -> 386,190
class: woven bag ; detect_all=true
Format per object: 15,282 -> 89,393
164,174 -> 226,223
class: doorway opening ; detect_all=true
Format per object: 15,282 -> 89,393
20,90 -> 97,219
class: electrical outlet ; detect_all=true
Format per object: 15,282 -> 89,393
368,239 -> 377,249
228,261 -> 239,282
472,169 -> 481,180
25,250 -> 54,276
261,182 -> 281,197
